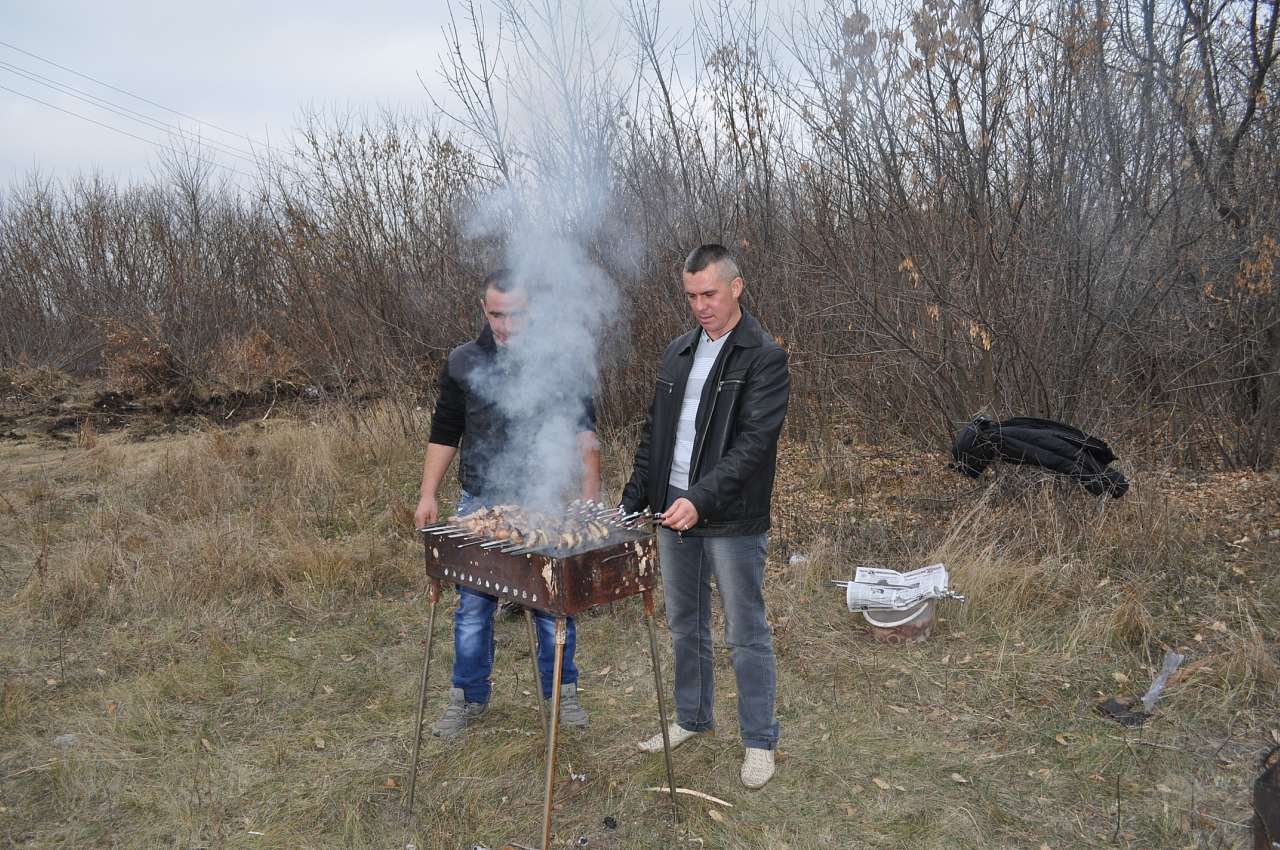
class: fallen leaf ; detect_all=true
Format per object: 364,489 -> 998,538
105,701 -> 118,716
340,654 -> 355,662
707,809 -> 725,823
201,737 -> 215,752
888,705 -> 909,715
287,636 -> 297,643
322,685 -> 334,695
314,737 -> 325,750
1055,734 -> 1069,746
384,777 -> 399,788
45,678 -> 59,686
1040,844 -> 1052,850
961,655 -> 972,664
624,686 -> 634,695
844,804 -> 856,816
872,777 -> 891,790
1112,672 -> 1129,685
597,666 -> 611,676
1211,621 -> 1228,633
1155,784 -> 1172,793
950,773 -> 969,784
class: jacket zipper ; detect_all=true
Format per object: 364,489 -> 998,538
689,356 -> 735,482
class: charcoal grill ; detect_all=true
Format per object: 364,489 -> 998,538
404,508 -> 679,849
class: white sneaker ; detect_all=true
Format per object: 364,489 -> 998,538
636,722 -> 703,753
740,747 -> 775,789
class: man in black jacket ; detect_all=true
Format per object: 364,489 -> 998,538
621,244 -> 789,789
413,269 -> 600,738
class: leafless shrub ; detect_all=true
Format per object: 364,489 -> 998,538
0,0 -> 1275,467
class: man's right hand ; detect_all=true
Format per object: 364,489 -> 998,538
414,494 -> 439,529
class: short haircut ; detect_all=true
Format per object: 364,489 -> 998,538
683,244 -> 740,282
482,268 -> 520,295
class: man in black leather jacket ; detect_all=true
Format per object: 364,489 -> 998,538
621,244 -> 789,789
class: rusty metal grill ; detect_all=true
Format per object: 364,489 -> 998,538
419,506 -> 659,616
407,504 -> 678,846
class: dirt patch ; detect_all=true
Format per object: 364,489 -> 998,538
1,368 -> 328,445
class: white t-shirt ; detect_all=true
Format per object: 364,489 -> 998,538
668,330 -> 730,490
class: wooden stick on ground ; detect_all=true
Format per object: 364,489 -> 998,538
643,787 -> 735,808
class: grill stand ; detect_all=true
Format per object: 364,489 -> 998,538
645,588 -> 681,831
539,618 -> 567,849
526,608 -> 549,734
404,577 -> 441,818
404,540 -> 680,850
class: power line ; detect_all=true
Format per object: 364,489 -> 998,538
0,83 -> 257,181
0,38 -> 282,156
0,61 -> 264,166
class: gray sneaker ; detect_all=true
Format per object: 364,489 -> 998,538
431,687 -> 487,738
546,682 -> 589,728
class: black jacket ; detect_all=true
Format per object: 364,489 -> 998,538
621,309 -> 789,536
429,324 -> 596,499
951,415 -> 1129,497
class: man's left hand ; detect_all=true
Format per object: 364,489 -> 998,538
661,498 -> 699,531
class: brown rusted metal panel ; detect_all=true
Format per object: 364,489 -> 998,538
423,533 -> 658,616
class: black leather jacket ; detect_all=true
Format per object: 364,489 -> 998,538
429,324 -> 596,499
621,309 -> 789,536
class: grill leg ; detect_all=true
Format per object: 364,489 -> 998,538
539,617 -> 567,850
644,589 -> 680,827
525,607 -> 548,735
404,578 -> 442,817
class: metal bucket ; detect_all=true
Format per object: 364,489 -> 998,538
863,600 -> 936,644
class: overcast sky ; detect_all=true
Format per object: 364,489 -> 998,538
0,1 -> 706,190
0,1 -> 474,188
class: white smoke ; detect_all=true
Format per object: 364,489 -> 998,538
457,1 -> 634,511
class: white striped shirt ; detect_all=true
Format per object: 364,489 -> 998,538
669,331 -> 730,490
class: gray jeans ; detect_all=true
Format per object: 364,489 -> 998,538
657,488 -> 778,749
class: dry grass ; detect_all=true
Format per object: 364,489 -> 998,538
1,412 -> 1277,849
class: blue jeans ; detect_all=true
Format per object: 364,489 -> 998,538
657,488 -> 778,749
450,491 -> 578,703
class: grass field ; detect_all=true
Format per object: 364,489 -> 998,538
1,398 -> 1277,849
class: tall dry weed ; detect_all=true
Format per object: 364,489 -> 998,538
20,406 -> 424,625
935,479 -> 1186,638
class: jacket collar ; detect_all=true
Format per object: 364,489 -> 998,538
676,308 -> 765,355
476,323 -> 497,352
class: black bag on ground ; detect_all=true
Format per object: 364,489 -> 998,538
950,415 -> 1129,498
